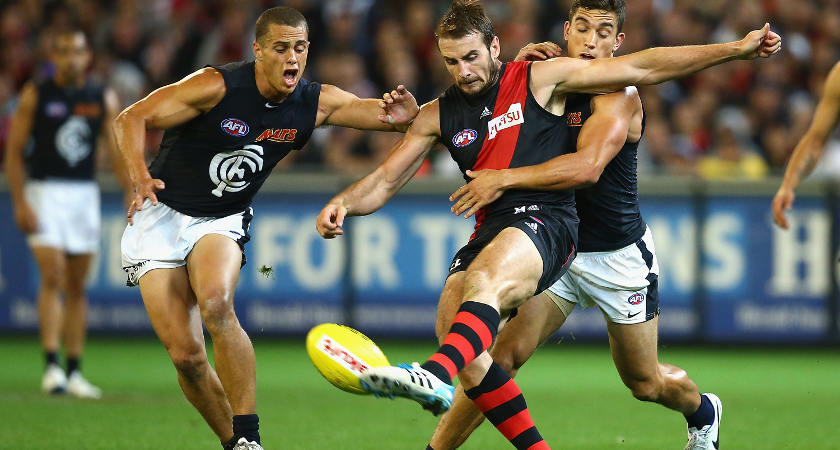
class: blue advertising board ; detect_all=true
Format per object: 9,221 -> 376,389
0,187 -> 836,343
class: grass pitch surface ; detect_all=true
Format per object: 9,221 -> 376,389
0,337 -> 837,449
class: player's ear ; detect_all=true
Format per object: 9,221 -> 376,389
490,35 -> 500,60
252,41 -> 261,61
614,33 -> 625,53
564,21 -> 570,41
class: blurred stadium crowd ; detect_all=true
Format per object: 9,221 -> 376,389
1,0 -> 840,179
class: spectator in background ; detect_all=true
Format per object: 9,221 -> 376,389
1,0 -> 840,178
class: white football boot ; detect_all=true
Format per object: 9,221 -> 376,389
685,393 -> 722,450
232,438 -> 264,450
66,371 -> 102,399
359,362 -> 454,416
41,363 -> 67,394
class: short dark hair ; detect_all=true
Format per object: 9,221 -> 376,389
569,0 -> 626,33
435,0 -> 495,48
255,7 -> 308,43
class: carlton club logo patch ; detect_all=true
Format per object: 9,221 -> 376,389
208,144 -> 264,197
452,129 -> 478,148
567,111 -> 582,126
220,118 -> 250,136
628,292 -> 645,305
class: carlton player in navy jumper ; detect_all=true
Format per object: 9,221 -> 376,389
316,1 -> 779,448
433,2 -> 722,449
114,7 -> 418,450
4,29 -> 127,400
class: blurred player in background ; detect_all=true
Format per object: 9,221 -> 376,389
772,60 -> 840,229
114,6 -> 417,450
317,1 -> 779,448
4,27 -> 127,399
432,2 -> 722,449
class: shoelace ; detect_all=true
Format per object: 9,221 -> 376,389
686,431 -> 711,449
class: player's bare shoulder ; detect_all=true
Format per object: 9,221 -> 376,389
591,86 -> 643,142
172,67 -> 227,111
315,84 -> 356,126
407,99 -> 442,138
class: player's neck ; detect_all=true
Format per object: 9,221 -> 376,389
53,72 -> 84,89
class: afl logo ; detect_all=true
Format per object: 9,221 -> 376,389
452,129 -> 478,148
628,293 -> 645,305
220,118 -> 250,136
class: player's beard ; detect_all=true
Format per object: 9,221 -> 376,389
461,60 -> 501,100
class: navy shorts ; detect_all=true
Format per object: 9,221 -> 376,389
447,204 -> 579,295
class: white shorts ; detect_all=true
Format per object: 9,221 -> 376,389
120,199 -> 253,286
24,179 -> 100,254
547,227 -> 659,325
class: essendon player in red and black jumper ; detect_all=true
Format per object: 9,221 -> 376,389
439,60 -> 578,295
317,1 -> 781,448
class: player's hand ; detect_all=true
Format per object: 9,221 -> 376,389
771,187 -> 795,229
738,23 -> 782,60
449,169 -> 508,218
378,85 -> 419,130
316,203 -> 347,238
13,201 -> 38,234
127,177 -> 165,225
515,42 -> 562,62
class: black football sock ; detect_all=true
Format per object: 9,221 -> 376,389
685,394 -> 715,428
233,414 -> 260,444
66,357 -> 80,377
45,351 -> 59,368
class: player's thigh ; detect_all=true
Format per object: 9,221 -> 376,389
606,315 -> 660,382
64,253 -> 94,295
30,246 -> 67,288
138,267 -> 205,357
435,272 -> 466,342
185,234 -> 243,310
491,292 -> 569,372
463,227 -> 543,310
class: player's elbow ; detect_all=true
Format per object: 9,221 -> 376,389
572,161 -> 602,187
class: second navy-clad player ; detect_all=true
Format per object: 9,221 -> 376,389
114,7 -> 418,450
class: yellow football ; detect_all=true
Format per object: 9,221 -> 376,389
305,323 -> 390,395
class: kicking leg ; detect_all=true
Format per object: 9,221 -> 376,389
140,267 -> 234,442
429,292 -> 570,449
187,234 -> 259,445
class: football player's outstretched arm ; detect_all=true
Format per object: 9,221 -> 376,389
450,88 -> 640,218
4,82 -> 38,233
772,61 -> 840,229
317,84 -> 419,132
316,101 -> 439,238
113,68 -> 226,223
531,24 -> 781,99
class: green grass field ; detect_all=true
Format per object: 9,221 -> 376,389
1,336 -> 838,449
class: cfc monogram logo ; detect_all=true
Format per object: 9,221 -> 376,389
209,144 -> 265,197
567,112 -> 582,126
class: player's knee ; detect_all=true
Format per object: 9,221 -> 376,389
626,377 -> 662,403
463,269 -> 531,310
197,290 -> 236,333
170,349 -> 208,382
64,279 -> 86,300
39,269 -> 65,291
